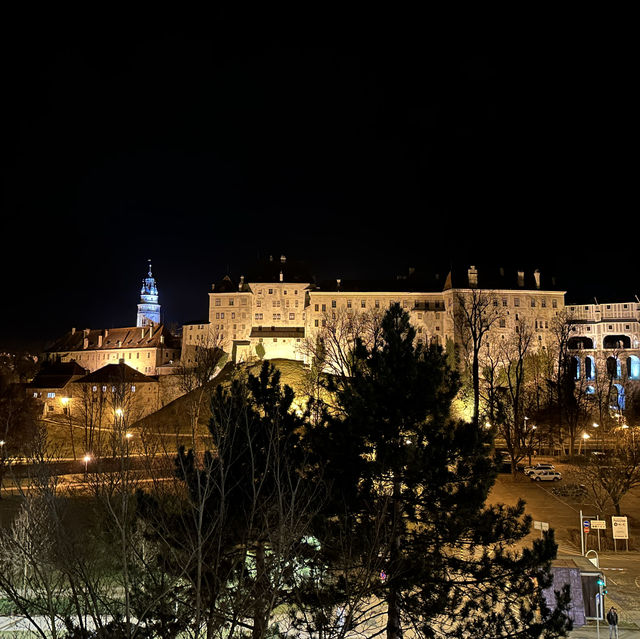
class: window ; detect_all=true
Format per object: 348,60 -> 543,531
268,289 -> 273,294
375,300 -> 380,308
332,300 -> 336,308
347,300 -> 352,308
514,298 -> 520,307
322,304 -> 327,312
531,299 -> 536,307
273,313 -> 281,320
493,299 -> 498,307
283,290 -> 287,295
289,313 -> 295,320
314,304 -> 319,312
47,392 -> 56,398
502,298 -> 508,307
499,319 -> 506,328
215,299 -> 221,306
229,299 -> 234,306
221,313 -> 224,319
542,298 -> 547,308
361,300 -> 366,308
255,313 -> 263,320
231,312 -> 235,319
314,319 -> 319,327
131,385 -> 136,393
552,299 -> 558,309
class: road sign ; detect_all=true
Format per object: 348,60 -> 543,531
612,516 -> 628,539
534,521 -> 549,531
584,520 -> 591,534
591,520 -> 606,530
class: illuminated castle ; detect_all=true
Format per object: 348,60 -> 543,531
137,260 -> 161,327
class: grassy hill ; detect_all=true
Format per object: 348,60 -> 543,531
131,358 -> 311,448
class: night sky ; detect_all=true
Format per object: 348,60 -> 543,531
2,15 -> 637,350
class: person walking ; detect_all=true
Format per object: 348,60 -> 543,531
606,606 -> 619,639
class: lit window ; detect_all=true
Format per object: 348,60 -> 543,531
131,385 -> 136,392
47,392 -> 56,398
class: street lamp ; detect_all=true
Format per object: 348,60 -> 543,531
580,432 -> 591,455
83,453 -> 92,476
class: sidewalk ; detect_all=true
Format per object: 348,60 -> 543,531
568,623 -> 640,637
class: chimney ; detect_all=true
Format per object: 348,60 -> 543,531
408,267 -> 415,276
98,335 -> 103,347
71,327 -> 76,335
104,329 -> 109,339
499,267 -> 505,277
280,255 -> 286,264
533,269 -> 541,289
239,275 -> 245,291
269,255 -> 273,262
83,328 -> 90,337
211,284 -> 215,291
160,335 -> 165,344
517,271 -> 525,287
468,265 -> 478,288
141,328 -> 145,339
83,337 -> 88,350
336,278 -> 341,289
279,270 -> 284,282
117,340 -> 122,348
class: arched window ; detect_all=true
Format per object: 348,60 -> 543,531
570,356 -> 581,380
584,356 -> 596,380
627,355 -> 640,380
606,356 -> 621,379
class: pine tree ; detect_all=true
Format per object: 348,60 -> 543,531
305,304 -> 571,639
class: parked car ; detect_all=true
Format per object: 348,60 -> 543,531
523,463 -> 555,476
531,469 -> 562,482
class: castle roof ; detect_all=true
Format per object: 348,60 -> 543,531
44,324 -> 180,353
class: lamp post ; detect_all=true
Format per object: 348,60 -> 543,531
592,422 -> 600,454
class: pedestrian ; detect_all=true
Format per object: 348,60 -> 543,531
606,606 -> 619,639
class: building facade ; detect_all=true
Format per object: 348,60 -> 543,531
183,259 -> 567,365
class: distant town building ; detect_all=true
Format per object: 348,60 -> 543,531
43,324 -> 181,375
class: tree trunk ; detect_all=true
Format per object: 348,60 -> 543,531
253,541 -> 268,639
386,479 -> 403,639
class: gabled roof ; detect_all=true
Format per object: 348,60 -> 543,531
72,362 -> 158,385
27,361 -> 89,389
44,324 -> 180,353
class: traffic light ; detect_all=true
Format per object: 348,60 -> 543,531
597,578 -> 608,595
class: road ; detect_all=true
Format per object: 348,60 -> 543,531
491,468 -> 640,634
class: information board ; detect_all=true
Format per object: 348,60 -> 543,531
612,516 -> 628,539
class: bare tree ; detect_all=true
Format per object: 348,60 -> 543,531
582,429 -> 640,515
453,290 -> 502,427
178,327 -> 227,448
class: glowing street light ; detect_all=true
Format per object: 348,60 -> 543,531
114,407 -> 124,418
83,454 -> 92,475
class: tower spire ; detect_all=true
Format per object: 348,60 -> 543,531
137,260 -> 161,327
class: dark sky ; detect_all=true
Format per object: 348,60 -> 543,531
2,14 -> 637,349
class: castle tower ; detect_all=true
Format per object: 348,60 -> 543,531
137,260 -> 161,327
